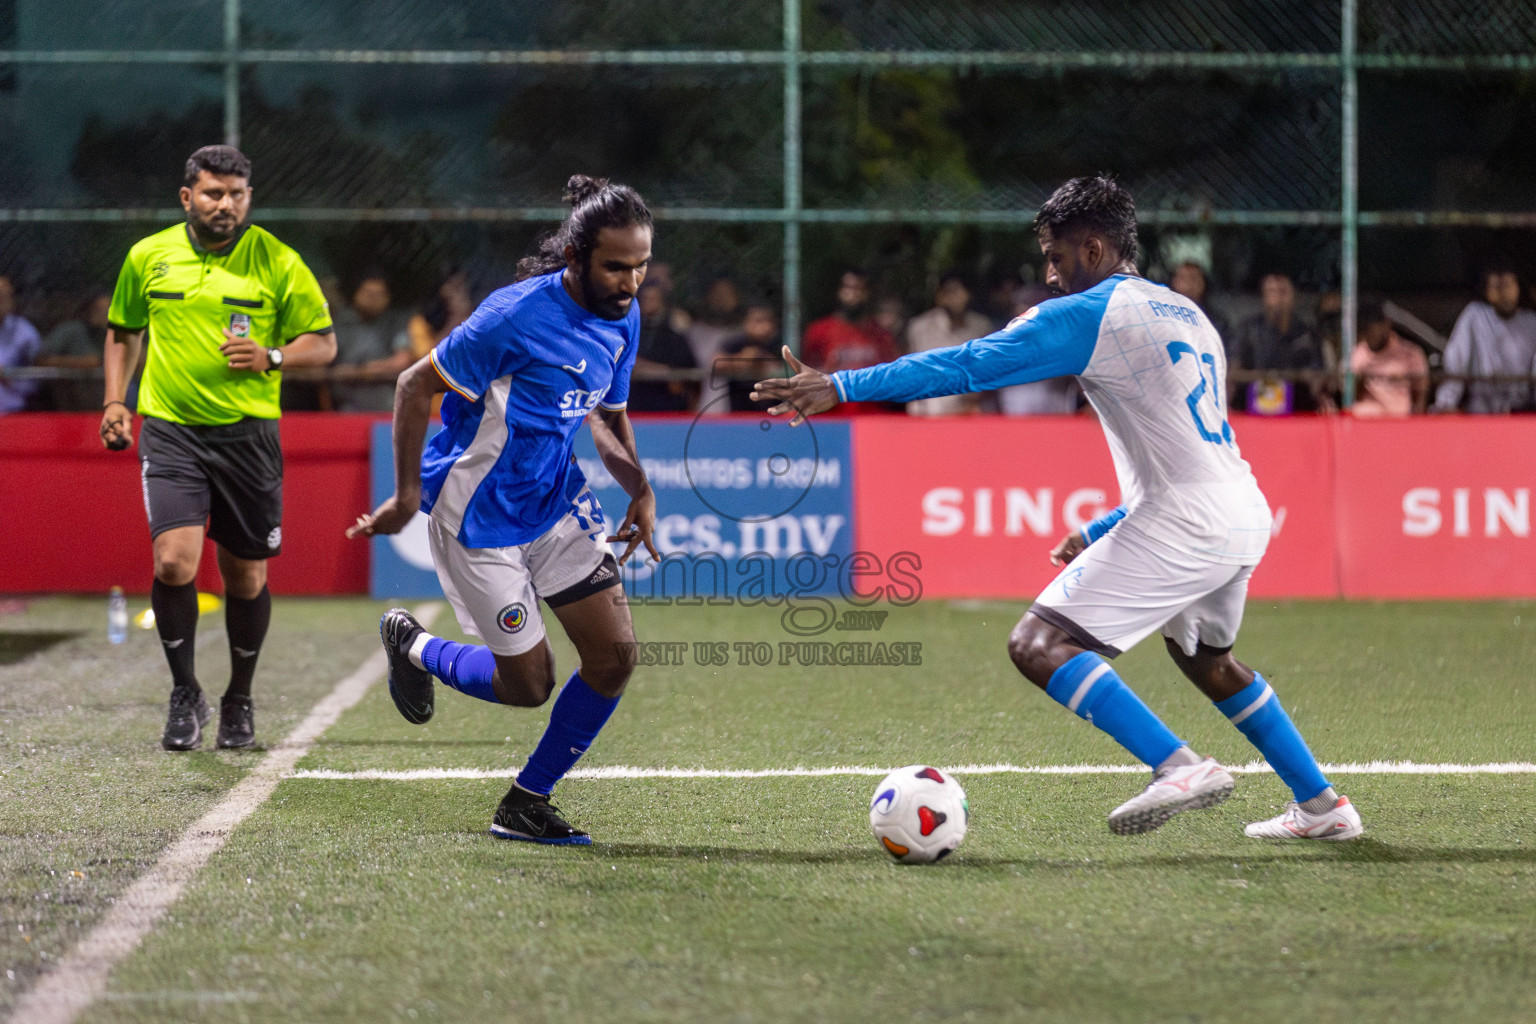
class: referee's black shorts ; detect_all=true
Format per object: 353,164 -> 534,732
138,416 -> 284,560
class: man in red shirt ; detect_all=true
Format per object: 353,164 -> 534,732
802,269 -> 897,373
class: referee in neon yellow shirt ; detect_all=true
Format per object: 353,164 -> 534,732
100,145 -> 337,752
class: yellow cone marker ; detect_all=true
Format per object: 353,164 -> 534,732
134,592 -> 223,630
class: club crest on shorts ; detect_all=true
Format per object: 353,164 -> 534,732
267,526 -> 282,549
497,603 -> 528,634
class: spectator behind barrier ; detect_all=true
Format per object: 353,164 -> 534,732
1432,267 -> 1536,414
995,284 -> 1080,415
643,261 -> 693,335
875,295 -> 908,351
718,302 -> 782,412
686,275 -> 744,416
37,291 -> 109,411
1312,290 -> 1344,375
1350,298 -> 1428,417
802,269 -> 898,414
329,270 -> 412,412
803,269 -> 896,373
981,270 -> 1025,325
1169,261 -> 1229,343
905,269 -> 992,416
407,270 -> 473,360
1230,272 -> 1327,413
629,281 -> 697,413
0,275 -> 41,414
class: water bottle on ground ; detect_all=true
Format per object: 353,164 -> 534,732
108,587 -> 128,645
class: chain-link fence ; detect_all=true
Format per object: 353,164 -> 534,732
3,0 -> 1535,400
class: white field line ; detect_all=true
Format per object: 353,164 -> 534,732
290,760 -> 1536,782
7,603 -> 441,1024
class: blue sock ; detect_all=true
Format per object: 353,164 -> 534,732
1044,652 -> 1184,768
1215,674 -> 1330,803
516,672 -> 620,796
421,637 -> 500,704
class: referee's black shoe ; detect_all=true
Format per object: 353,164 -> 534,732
216,694 -> 256,749
162,685 -> 211,751
489,785 -> 592,846
380,608 -> 434,724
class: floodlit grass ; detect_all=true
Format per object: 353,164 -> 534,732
3,596 -> 1534,1022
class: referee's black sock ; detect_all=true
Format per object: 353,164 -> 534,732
223,585 -> 270,700
152,577 -> 201,694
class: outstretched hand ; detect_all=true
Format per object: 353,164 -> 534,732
346,493 -> 420,539
750,346 -> 840,427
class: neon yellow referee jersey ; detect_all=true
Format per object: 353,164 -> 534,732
108,223 -> 333,425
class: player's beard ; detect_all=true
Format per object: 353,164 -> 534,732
187,207 -> 247,248
578,266 -> 634,321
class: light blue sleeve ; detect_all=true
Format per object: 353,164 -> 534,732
430,297 -> 524,402
1079,505 -> 1127,546
831,281 -> 1115,404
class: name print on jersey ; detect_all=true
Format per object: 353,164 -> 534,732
559,388 -> 606,419
1146,299 -> 1202,326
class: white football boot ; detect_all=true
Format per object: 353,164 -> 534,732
1245,796 -> 1364,840
1108,757 -> 1235,835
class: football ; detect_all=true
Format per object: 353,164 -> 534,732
868,765 -> 968,863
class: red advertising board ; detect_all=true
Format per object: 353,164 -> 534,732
1334,417 -> 1535,598
0,413 -> 381,595
4,411 -> 1532,599
850,415 -> 1337,601
1228,417 -> 1338,597
852,416 -> 1120,599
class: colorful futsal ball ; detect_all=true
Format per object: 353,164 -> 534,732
869,765 -> 968,863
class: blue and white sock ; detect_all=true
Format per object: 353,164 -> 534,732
413,635 -> 500,704
515,671 -> 620,796
1045,651 -> 1186,769
1215,674 -> 1336,810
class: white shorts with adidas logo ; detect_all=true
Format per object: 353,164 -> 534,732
427,489 -> 615,656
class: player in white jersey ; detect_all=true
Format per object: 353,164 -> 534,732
755,176 -> 1362,841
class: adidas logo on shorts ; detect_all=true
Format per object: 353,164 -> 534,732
591,564 -> 615,582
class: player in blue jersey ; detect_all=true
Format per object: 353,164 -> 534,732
348,176 -> 660,845
756,177 -> 1362,841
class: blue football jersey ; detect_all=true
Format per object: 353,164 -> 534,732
421,270 -> 639,548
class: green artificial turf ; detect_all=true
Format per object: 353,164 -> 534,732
2,597 -> 1533,1023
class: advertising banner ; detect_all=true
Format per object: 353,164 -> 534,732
575,417 -> 856,600
850,416 -> 1334,601
369,416 -> 857,600
16,412 -> 1532,601
1335,417 -> 1535,598
368,421 -> 445,599
852,417 -> 1120,599
1228,417 -> 1337,598
0,413 -> 375,596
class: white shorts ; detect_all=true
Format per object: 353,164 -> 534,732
1031,526 -> 1254,658
428,493 -> 614,657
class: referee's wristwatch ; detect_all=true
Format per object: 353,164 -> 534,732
265,346 -> 285,373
